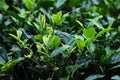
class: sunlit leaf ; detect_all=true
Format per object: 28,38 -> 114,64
34,34 -> 43,41
52,11 -> 65,25
41,15 -> 46,28
83,27 -> 96,39
76,39 -> 85,52
51,36 -> 61,49
17,30 -> 22,38
23,0 -> 35,10
76,20 -> 84,28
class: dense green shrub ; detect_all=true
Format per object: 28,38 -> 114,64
0,0 -> 120,80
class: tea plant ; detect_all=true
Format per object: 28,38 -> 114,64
0,0 -> 120,80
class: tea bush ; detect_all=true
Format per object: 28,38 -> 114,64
0,0 -> 120,80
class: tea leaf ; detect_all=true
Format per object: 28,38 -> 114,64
88,15 -> 103,29
17,30 -> 22,38
76,39 -> 85,52
96,28 -> 113,38
55,0 -> 66,8
85,74 -> 105,80
50,45 -> 69,57
83,27 -> 96,39
23,0 -> 35,10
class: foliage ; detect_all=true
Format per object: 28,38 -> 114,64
0,0 -> 120,80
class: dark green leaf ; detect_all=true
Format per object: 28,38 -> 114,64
5,10 -> 25,22
50,45 -> 69,57
110,54 -> 120,64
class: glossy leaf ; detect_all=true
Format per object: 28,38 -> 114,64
85,74 -> 104,80
111,75 -> 120,80
55,0 -> 66,8
110,54 -> 120,64
88,15 -> 103,29
50,45 -> 69,57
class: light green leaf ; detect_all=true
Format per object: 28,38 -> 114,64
2,57 -> 24,72
52,11 -> 64,25
9,34 -> 20,42
51,36 -> 61,49
34,34 -> 43,41
41,15 -> 46,28
96,28 -> 113,38
25,51 -> 33,59
53,67 -> 59,71
23,0 -> 35,10
0,0 -> 9,10
76,20 -> 84,28
17,30 -> 22,38
83,27 -> 96,39
43,35 -> 48,47
76,39 -> 85,52
118,26 -> 120,32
